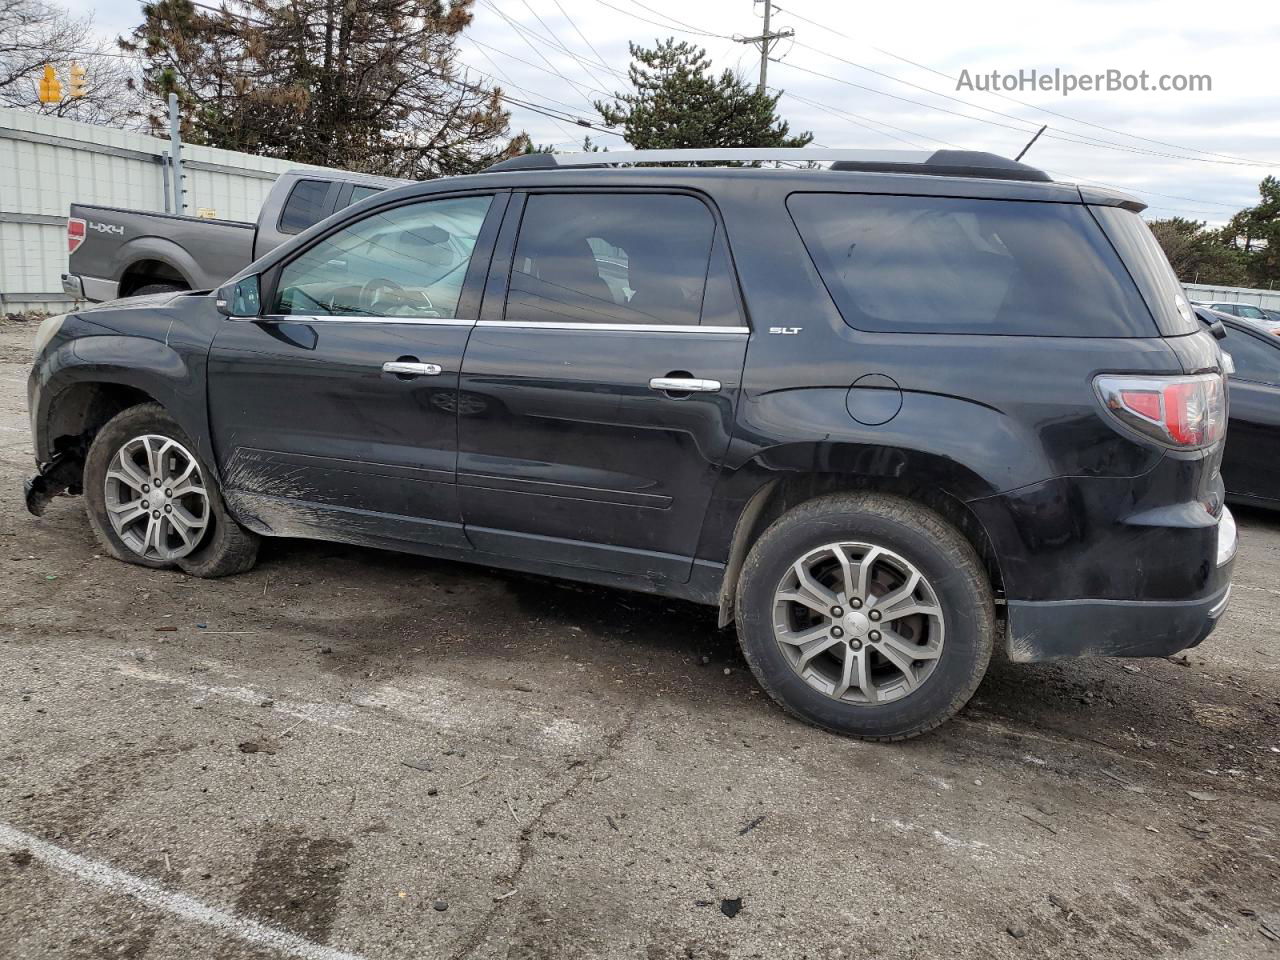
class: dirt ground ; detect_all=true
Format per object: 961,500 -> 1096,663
0,319 -> 1276,960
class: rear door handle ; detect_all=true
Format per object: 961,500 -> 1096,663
383,361 -> 442,377
649,377 -> 721,393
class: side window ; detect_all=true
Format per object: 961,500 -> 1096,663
344,185 -> 383,209
506,193 -> 715,326
790,193 -> 1158,337
1224,327 -> 1280,385
273,195 -> 493,319
278,179 -> 332,235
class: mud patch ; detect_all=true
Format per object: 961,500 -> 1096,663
234,826 -> 353,944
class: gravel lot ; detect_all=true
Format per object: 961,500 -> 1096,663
0,319 -> 1277,960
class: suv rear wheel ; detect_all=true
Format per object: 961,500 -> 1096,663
735,493 -> 993,740
83,403 -> 259,577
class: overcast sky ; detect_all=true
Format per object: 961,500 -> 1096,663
88,0 -> 1278,224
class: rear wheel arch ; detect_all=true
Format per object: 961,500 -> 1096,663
119,259 -> 190,297
716,467 -> 1005,628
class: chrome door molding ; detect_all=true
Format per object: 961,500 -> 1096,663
475,320 -> 748,334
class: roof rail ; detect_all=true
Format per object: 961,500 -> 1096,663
482,148 -> 1051,182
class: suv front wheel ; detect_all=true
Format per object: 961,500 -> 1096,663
735,493 -> 994,741
83,403 -> 259,578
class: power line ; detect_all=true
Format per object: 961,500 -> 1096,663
516,0 -> 614,92
772,55 -> 1269,168
479,0 -> 612,104
766,1 -> 1277,168
587,0 -> 729,38
872,47 -> 1279,169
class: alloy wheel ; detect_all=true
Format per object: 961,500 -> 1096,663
772,542 -> 945,705
103,434 -> 210,561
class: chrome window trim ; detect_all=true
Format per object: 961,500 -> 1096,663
230,314 -> 476,326
475,320 -> 749,334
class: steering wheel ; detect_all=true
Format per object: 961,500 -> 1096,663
358,277 -> 405,314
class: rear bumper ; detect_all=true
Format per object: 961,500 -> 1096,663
1005,506 -> 1236,662
62,273 -> 118,303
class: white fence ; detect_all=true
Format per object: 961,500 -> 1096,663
1184,283 -> 1280,312
0,107 -> 336,314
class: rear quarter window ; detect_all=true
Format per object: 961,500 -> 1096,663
788,193 -> 1159,337
278,179 -> 332,234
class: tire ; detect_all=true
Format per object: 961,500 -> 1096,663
83,403 -> 259,578
129,283 -> 185,297
735,493 -> 994,741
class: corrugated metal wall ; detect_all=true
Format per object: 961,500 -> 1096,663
0,107 -> 337,315
1184,283 -> 1280,312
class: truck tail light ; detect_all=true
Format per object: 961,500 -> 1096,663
67,217 -> 86,254
1095,374 -> 1226,449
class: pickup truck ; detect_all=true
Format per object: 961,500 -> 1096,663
62,168 -> 407,302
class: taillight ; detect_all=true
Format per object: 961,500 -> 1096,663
1095,374 -> 1226,449
67,217 -> 86,254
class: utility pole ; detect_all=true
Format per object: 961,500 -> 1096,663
734,0 -> 794,94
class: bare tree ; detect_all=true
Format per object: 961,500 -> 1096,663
0,0 -> 139,125
121,0 -> 526,178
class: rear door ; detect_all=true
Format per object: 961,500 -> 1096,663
456,190 -> 749,583
208,190 -> 506,547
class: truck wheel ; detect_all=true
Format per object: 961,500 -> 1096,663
734,493 -> 994,741
130,283 -> 185,297
83,403 -> 259,578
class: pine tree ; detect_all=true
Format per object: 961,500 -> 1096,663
595,38 -> 812,149
121,0 -> 526,178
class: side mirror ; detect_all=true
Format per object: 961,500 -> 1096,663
215,275 -> 261,317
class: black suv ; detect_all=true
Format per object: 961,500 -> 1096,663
26,148 -> 1237,740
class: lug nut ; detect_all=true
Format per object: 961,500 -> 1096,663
850,598 -> 862,609
141,484 -> 150,493
869,630 -> 881,642
849,639 -> 862,651
831,626 -> 844,638
152,510 -> 161,519
154,478 -> 162,486
831,606 -> 844,618
869,610 -> 881,621
163,505 -> 171,514
164,488 -> 172,498
141,500 -> 149,509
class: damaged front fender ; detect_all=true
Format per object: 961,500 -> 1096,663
24,450 -> 84,516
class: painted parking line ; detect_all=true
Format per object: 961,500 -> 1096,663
0,822 -> 368,960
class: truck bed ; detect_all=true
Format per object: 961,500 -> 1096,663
66,204 -> 257,302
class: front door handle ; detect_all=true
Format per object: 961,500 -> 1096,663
649,377 -> 721,394
383,361 -> 442,377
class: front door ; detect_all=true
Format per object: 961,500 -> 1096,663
457,191 -> 750,584
208,191 -> 505,548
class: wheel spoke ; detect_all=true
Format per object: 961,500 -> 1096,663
796,561 -> 838,607
165,515 -> 195,549
831,545 -> 856,602
142,514 -> 163,556
115,451 -> 150,489
106,499 -> 148,526
831,646 -> 855,699
877,601 -> 942,623
872,570 -> 921,612
796,633 -> 843,670
776,623 -> 831,648
877,642 -> 920,692
880,628 -> 942,661
854,650 -> 877,703
142,437 -> 164,481
853,546 -> 883,600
